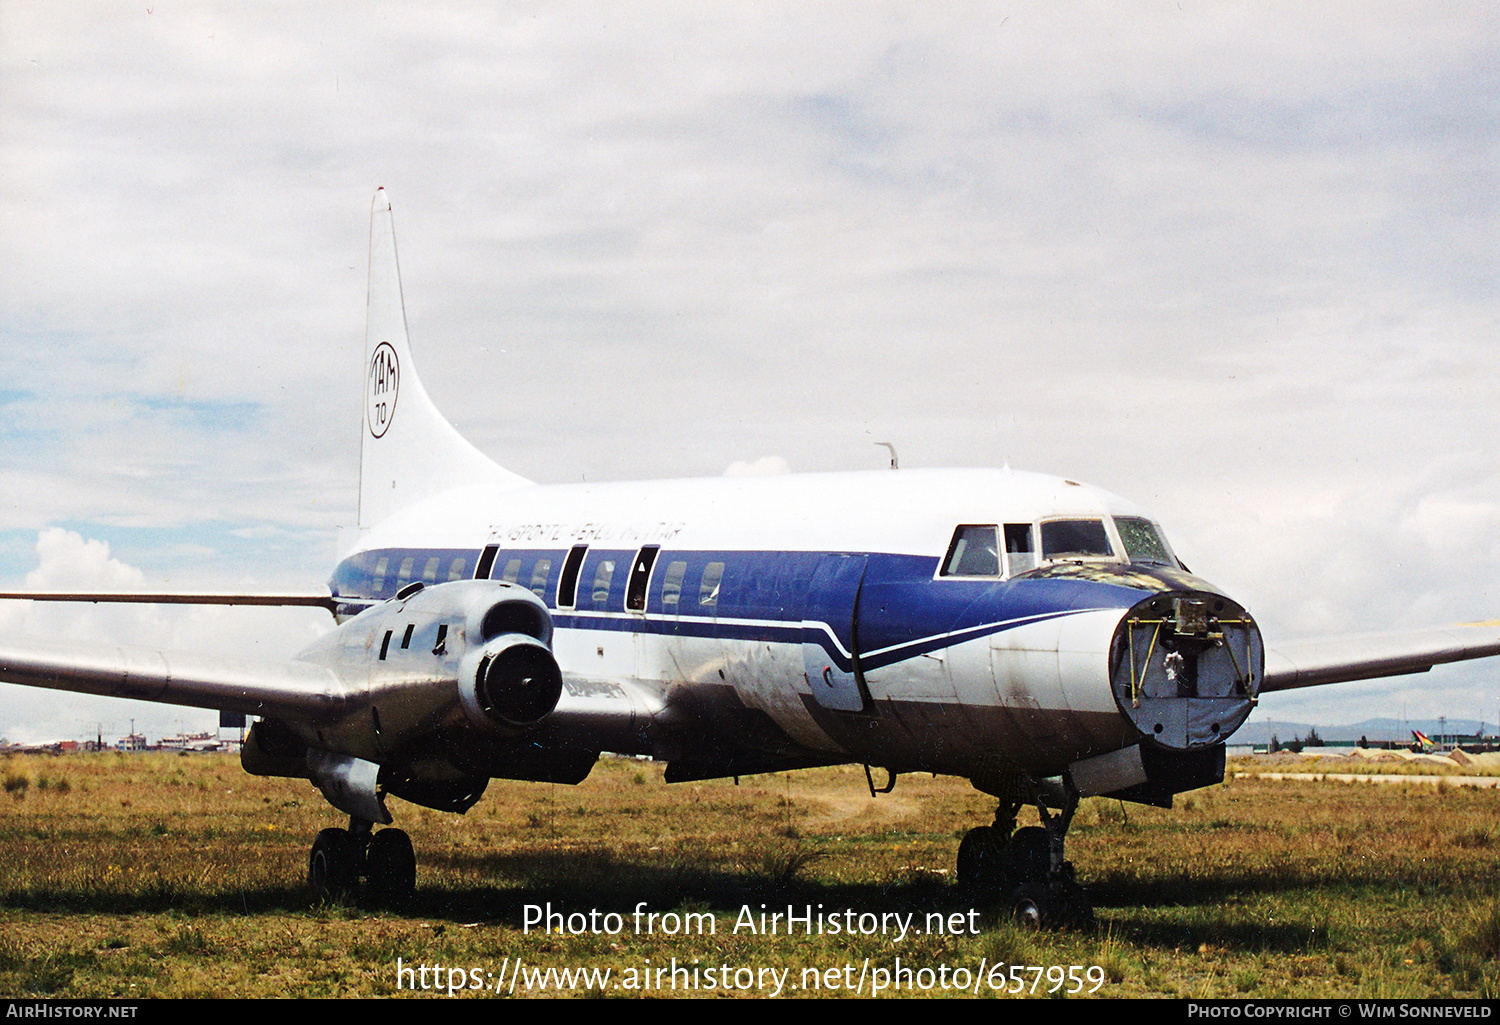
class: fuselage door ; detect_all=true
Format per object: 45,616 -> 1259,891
801,554 -> 869,712
626,545 -> 660,613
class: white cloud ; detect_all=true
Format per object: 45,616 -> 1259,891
23,528 -> 145,590
722,456 -> 791,477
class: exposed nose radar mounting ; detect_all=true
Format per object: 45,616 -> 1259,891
1112,592 -> 1262,750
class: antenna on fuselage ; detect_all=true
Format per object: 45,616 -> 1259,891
875,442 -> 898,469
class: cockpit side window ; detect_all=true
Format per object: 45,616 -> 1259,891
1004,523 -> 1035,575
940,525 -> 1001,577
1114,516 -> 1175,566
1040,519 -> 1114,560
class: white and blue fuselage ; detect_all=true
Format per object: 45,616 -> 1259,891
314,466 -> 1259,808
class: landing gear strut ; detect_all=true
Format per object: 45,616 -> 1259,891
308,817 -> 416,906
957,784 -> 1092,930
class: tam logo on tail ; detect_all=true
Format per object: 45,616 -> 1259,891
367,341 -> 400,438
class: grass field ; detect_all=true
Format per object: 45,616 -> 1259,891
1,750 -> 1498,998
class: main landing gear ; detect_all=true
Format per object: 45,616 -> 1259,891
308,817 -> 416,906
957,784 -> 1092,930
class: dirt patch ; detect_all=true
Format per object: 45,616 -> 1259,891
797,787 -> 922,826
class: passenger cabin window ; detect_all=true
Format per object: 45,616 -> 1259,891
941,525 -> 1001,577
591,560 -> 616,607
1040,519 -> 1114,560
500,559 -> 522,584
699,562 -> 724,608
1114,516 -> 1175,566
422,557 -> 440,584
447,557 -> 468,582
530,558 -> 552,599
661,560 -> 687,609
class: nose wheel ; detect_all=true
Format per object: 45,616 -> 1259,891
308,818 -> 416,906
957,787 -> 1093,929
1011,881 -> 1086,931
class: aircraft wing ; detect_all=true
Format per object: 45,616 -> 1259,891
1262,621 -> 1500,692
0,634 -> 352,722
0,590 -> 336,610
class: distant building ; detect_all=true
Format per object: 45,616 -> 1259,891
160,731 -> 218,751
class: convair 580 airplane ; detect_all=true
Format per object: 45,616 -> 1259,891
5,190 -> 1499,926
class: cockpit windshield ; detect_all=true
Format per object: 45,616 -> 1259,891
1040,519 -> 1114,560
1112,516 -> 1176,567
939,516 -> 1178,576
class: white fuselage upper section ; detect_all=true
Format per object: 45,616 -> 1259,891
353,466 -> 1149,561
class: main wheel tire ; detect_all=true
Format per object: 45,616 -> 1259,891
365,828 -> 416,906
1001,826 -> 1051,889
956,825 -> 1003,892
309,828 -> 359,900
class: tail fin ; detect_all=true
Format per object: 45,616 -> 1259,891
358,188 -> 529,531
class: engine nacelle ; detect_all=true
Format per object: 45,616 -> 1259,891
290,579 -> 564,754
458,635 -> 563,731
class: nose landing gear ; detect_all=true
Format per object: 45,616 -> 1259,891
957,785 -> 1092,929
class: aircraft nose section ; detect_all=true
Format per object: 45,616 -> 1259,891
1109,591 -> 1262,750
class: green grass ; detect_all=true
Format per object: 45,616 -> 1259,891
0,751 -> 1497,997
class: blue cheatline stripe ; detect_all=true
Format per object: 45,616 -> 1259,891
330,545 -> 1145,672
554,605 -> 1105,673
333,545 -> 939,617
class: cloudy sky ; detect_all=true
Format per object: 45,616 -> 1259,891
1,2 -> 1496,744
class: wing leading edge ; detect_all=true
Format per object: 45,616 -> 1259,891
1262,621 -> 1500,692
0,591 -> 336,610
0,634 -> 352,722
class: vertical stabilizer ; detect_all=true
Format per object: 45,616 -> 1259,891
359,189 -> 530,531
